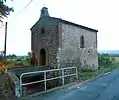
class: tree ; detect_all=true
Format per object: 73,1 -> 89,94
6,54 -> 12,59
28,52 -> 32,59
0,0 -> 14,19
11,54 -> 17,59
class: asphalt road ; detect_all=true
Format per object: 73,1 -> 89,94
20,70 -> 119,100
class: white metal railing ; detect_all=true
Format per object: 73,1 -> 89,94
19,67 -> 78,97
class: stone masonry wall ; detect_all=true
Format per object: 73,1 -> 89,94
58,22 -> 98,71
31,18 -> 59,68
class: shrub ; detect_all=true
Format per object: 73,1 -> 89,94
16,58 -> 22,61
98,54 -> 112,68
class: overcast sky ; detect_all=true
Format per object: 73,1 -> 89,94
0,0 -> 119,55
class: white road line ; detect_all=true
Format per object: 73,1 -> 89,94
103,72 -> 111,75
78,86 -> 87,90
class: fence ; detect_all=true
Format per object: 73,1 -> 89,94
19,67 -> 78,97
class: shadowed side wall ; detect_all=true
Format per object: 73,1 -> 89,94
31,17 -> 59,68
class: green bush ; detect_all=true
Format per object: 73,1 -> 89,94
16,58 -> 22,61
14,62 -> 24,66
98,53 -> 113,68
111,57 -> 116,63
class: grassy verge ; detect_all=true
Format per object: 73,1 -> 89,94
78,63 -> 119,81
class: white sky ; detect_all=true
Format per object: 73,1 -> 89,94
0,0 -> 119,55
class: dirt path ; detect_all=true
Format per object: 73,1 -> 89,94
0,74 -> 16,100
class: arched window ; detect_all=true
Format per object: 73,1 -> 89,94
80,36 -> 84,48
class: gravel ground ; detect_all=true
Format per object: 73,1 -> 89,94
0,74 -> 17,100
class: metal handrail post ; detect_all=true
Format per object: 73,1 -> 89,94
76,67 -> 78,80
44,71 -> 47,91
62,68 -> 64,85
20,75 -> 23,96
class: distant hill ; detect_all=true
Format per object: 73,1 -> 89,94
17,56 -> 28,58
98,50 -> 119,55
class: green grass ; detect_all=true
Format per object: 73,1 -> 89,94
78,63 -> 119,81
4,60 -> 30,69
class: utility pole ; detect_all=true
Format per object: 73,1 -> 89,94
4,22 -> 7,61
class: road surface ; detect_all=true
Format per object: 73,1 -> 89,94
20,70 -> 119,100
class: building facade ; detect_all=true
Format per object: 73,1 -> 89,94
30,7 -> 98,71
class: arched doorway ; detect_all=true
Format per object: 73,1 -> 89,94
40,48 -> 46,65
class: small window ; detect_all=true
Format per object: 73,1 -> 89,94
41,28 -> 45,33
42,9 -> 45,15
80,35 -> 84,48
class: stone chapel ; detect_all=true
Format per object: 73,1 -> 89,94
30,7 -> 98,71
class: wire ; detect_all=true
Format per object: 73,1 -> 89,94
8,0 -> 35,23
14,0 -> 33,19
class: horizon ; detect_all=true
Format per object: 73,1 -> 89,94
3,50 -> 119,56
